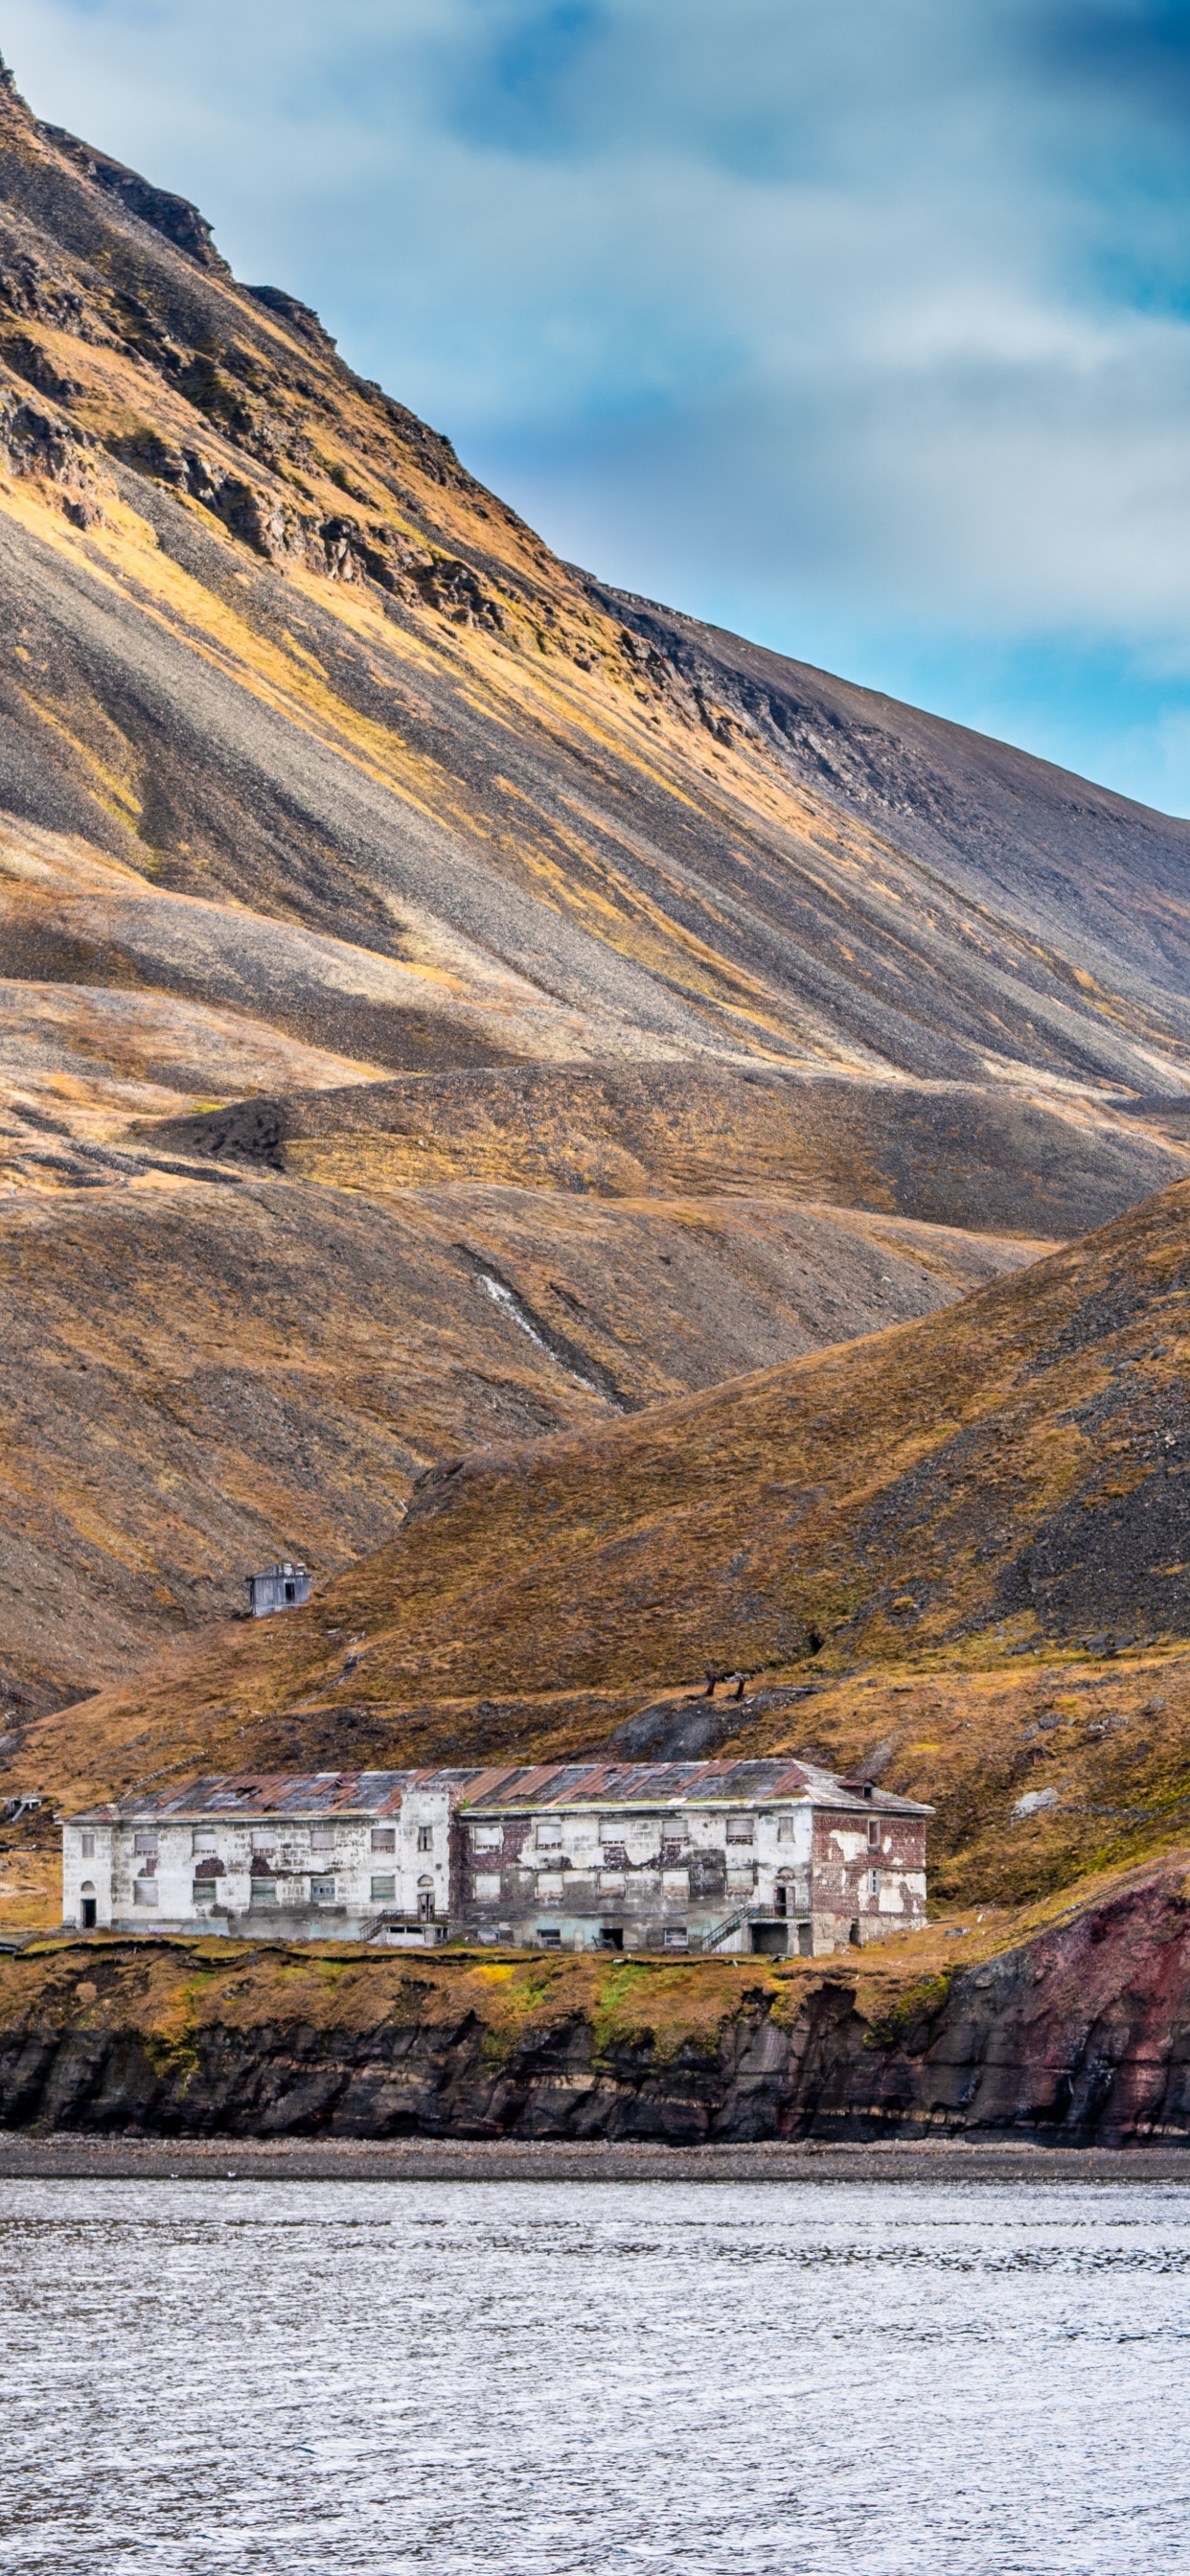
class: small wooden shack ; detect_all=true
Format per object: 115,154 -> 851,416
244,1561 -> 310,1617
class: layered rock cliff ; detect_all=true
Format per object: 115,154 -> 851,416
3,1858 -> 1188,2145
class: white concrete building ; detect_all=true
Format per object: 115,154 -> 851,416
62,1773 -> 454,1944
61,1758 -> 931,1954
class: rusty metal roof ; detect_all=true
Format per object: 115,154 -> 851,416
457,1758 -> 931,1816
65,1759 -> 931,1822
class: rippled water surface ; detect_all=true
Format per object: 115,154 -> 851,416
3,2176 -> 1190,2573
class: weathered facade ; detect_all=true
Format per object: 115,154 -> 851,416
245,1562 -> 310,1617
61,1760 -> 931,1953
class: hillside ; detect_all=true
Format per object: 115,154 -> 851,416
58,1168 -> 1190,1712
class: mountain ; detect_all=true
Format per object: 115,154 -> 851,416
4,50 -> 1190,1097
2,52 -> 1190,1860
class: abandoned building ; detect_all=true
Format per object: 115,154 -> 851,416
61,1759 -> 930,1952
245,1562 -> 310,1617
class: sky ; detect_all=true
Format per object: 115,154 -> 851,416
6,1 -> 1190,810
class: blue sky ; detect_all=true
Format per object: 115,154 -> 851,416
8,1 -> 1190,810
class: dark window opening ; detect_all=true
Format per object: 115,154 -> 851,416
538,1926 -> 562,1947
284,1581 -> 296,1602
598,1926 -> 624,1949
750,1922 -> 788,1956
80,1898 -> 97,1930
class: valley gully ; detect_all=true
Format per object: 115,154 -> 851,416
2,2179 -> 1188,2575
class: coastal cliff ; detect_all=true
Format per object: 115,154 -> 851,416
4,1857 -> 1189,2146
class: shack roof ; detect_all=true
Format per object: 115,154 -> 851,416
64,1760 -> 932,1824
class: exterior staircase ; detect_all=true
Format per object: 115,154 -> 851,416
698,1898 -> 779,1954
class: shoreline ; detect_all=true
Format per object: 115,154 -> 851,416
0,2134 -> 1188,2183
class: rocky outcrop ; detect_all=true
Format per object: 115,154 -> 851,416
3,1863 -> 1189,2145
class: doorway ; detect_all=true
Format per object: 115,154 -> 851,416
80,1898 -> 97,1930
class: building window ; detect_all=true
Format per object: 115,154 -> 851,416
80,1831 -> 95,1858
538,1927 -> 562,1947
133,1881 -> 158,1906
310,1877 -> 335,1903
194,1828 -> 218,1854
370,1874 -> 396,1901
776,1816 -> 796,1842
868,1869 -> 881,1896
192,1881 -> 215,1907
416,1825 -> 434,1852
663,1927 -> 689,1948
868,1819 -> 880,1849
474,1873 -> 501,1899
536,1819 -> 562,1848
371,1828 -> 396,1853
251,1829 -> 276,1853
598,1817 -> 625,1844
250,1881 -> 277,1904
133,1831 -> 158,1856
472,1823 -> 501,1851
725,1816 -> 754,1844
310,1825 -> 335,1851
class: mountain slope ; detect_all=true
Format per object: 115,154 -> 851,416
596,581 -> 1190,1024
0,1165 -> 1047,1720
0,58 -> 1188,1098
76,1170 -> 1190,1727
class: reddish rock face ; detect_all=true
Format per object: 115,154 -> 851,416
900,1871 -> 1190,2146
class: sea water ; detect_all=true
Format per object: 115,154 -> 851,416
1,2177 -> 1188,2574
